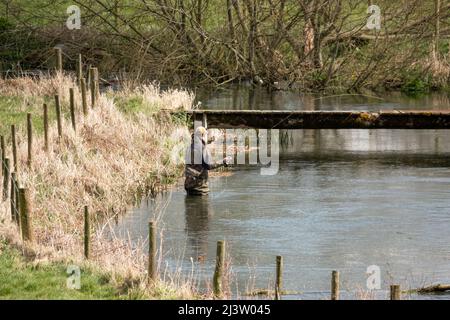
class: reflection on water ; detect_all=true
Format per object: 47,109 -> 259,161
114,88 -> 450,300
184,196 -> 211,260
195,85 -> 450,111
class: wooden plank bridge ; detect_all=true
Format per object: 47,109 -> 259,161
177,110 -> 450,129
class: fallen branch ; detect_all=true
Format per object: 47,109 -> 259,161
406,284 -> 450,294
243,289 -> 300,297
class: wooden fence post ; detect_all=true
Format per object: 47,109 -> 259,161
94,68 -> 100,100
256,129 -> 260,154
245,133 -> 250,165
148,221 -> 157,283
19,187 -> 33,242
275,255 -> 283,300
55,47 -> 63,73
223,130 -> 227,161
27,113 -> 32,167
55,95 -> 62,138
69,88 -> 76,132
0,135 -> 4,176
213,240 -> 225,298
89,67 -> 96,109
10,172 -> 17,223
11,124 -> 17,172
43,104 -> 49,151
233,130 -> 239,165
55,48 -> 63,73
77,54 -> 83,87
84,206 -> 90,259
390,285 -> 401,300
87,64 -> 92,88
2,158 -> 9,200
331,270 -> 340,300
81,78 -> 88,116
14,176 -> 19,227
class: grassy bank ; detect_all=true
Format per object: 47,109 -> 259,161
0,241 -> 125,300
0,74 -> 197,299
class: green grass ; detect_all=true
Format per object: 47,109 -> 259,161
0,96 -> 56,138
111,94 -> 161,115
0,96 -> 28,137
113,95 -> 147,114
0,244 -> 124,300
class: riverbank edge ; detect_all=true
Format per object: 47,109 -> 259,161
0,75 -> 200,300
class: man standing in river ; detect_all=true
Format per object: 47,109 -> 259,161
184,127 -> 230,196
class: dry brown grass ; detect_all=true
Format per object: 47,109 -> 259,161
0,72 -> 75,104
427,56 -> 450,87
0,74 -> 198,298
117,79 -> 195,111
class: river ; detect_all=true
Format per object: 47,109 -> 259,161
114,86 -> 450,300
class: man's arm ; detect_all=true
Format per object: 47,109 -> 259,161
202,147 -> 231,170
202,158 -> 229,170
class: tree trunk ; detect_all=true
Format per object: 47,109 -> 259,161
227,0 -> 235,38
304,18 -> 315,59
432,0 -> 441,62
418,284 -> 450,294
248,0 -> 257,77
302,1 -> 322,68
312,2 -> 323,68
196,0 -> 203,26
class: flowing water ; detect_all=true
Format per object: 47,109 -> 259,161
115,86 -> 450,300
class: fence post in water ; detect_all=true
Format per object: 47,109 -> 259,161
223,130 -> 227,160
11,125 -> 17,172
10,172 -> 17,223
43,104 -> 49,151
268,129 -> 272,155
19,188 -> 33,242
275,255 -> 283,300
27,113 -> 32,167
55,47 -> 63,73
233,132 -> 237,165
256,129 -> 260,147
2,158 -> 9,200
213,240 -> 225,298
148,221 -> 157,283
77,54 -> 83,87
55,95 -> 62,138
84,206 -> 90,259
0,135 -> 4,176
390,285 -> 401,300
69,88 -> 76,132
245,133 -> 250,164
81,78 -> 88,116
331,270 -> 340,300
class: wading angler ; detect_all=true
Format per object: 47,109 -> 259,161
183,127 -> 280,196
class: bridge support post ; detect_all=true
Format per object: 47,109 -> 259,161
202,113 -> 207,129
